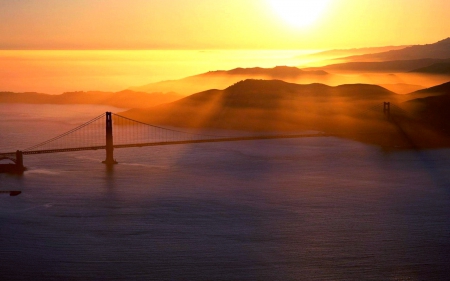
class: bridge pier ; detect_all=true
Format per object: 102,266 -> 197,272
102,112 -> 118,165
0,150 -> 25,174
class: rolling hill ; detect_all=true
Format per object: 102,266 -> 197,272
403,83 -> 450,134
122,79 -> 397,132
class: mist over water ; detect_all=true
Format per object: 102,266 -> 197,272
1,104 -> 450,280
0,50 -> 317,94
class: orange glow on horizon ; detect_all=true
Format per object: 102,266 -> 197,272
0,0 -> 449,50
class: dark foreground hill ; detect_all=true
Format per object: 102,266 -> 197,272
356,81 -> 450,149
396,88 -> 450,147
404,94 -> 450,132
0,90 -> 183,109
123,79 -> 396,128
402,82 -> 450,133
122,79 -> 450,149
403,81 -> 450,100
123,80 -> 424,148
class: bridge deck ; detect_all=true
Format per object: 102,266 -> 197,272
0,133 -> 330,156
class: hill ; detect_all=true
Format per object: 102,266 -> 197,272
0,90 -> 183,108
203,66 -> 328,78
305,58 -> 446,73
403,88 -> 450,134
301,45 -> 410,59
403,81 -> 450,100
121,79 -> 397,134
130,66 -> 330,95
340,37 -> 450,62
372,81 -> 450,148
0,92 -> 53,104
409,61 -> 450,75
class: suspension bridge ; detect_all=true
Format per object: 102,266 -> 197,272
0,112 -> 343,173
0,101 -> 407,173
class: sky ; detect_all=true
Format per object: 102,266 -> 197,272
1,0 -> 450,50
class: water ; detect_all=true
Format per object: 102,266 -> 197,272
1,104 -> 450,280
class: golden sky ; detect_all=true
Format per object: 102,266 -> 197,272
1,0 -> 450,50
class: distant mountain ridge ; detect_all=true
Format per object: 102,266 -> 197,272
129,38 -> 450,97
0,90 -> 183,109
302,45 -> 410,59
130,66 -> 330,95
305,58 -> 448,73
409,61 -> 450,75
341,38 -> 450,62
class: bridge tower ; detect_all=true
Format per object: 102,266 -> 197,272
16,150 -> 24,170
102,112 -> 118,165
383,102 -> 391,120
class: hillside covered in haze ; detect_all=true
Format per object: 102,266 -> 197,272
299,38 -> 450,94
122,79 -> 450,148
127,38 -> 450,97
122,79 -> 411,146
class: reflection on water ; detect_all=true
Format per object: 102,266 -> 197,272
1,104 -> 450,280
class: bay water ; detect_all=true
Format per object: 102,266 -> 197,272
1,104 -> 449,280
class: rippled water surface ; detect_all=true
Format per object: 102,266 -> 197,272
1,104 -> 450,280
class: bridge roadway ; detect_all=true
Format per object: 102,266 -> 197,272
1,133 -> 331,156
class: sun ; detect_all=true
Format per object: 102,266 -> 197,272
268,0 -> 331,28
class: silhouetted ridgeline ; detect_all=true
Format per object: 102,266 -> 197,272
404,81 -> 450,100
378,84 -> 424,95
306,58 -> 449,73
121,79 -> 450,148
0,90 -> 183,109
300,45 -> 410,59
203,66 -> 328,77
129,66 -> 331,95
409,61 -> 450,75
339,37 -> 450,62
122,80 -> 401,144
402,81 -> 450,134
405,95 -> 450,132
